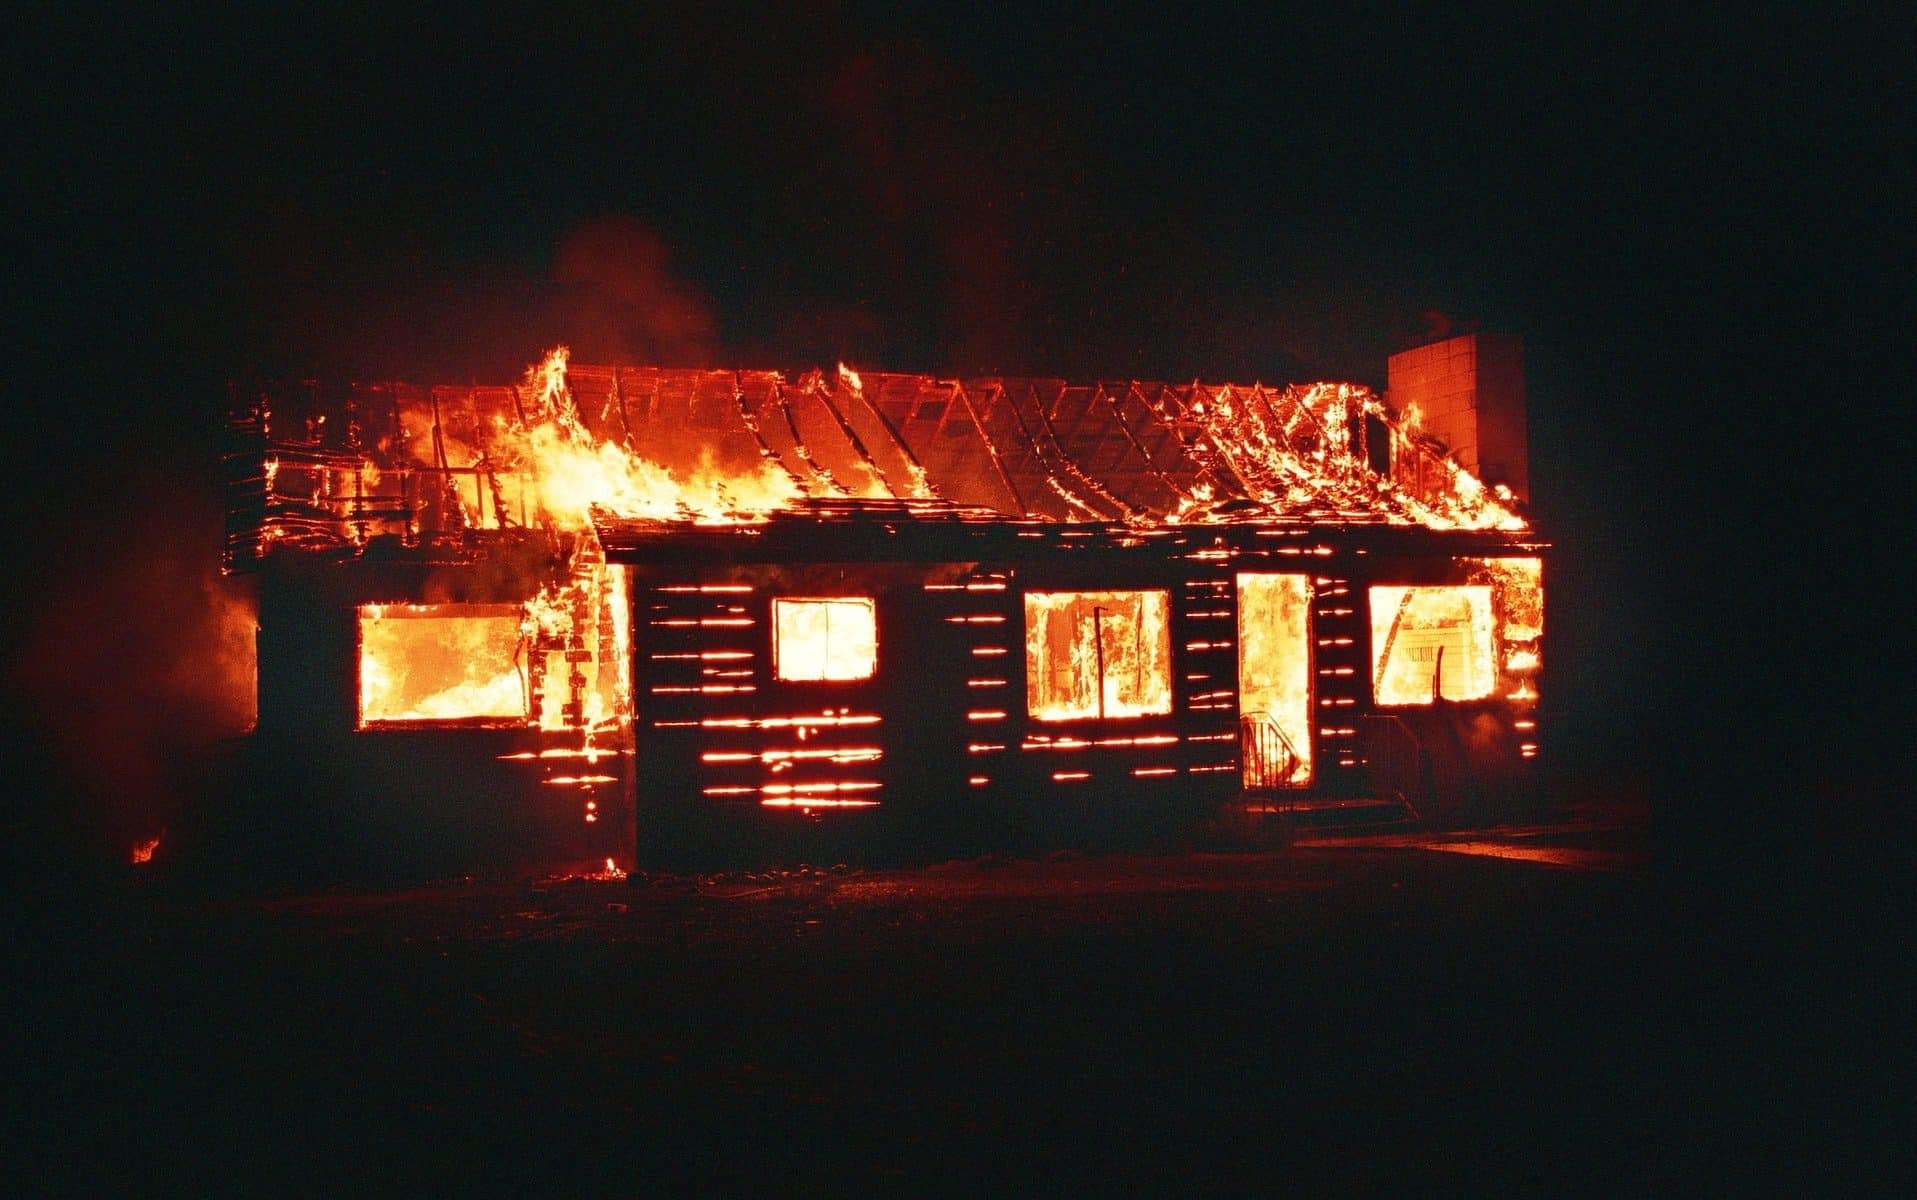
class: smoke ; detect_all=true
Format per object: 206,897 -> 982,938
549,216 -> 721,366
770,305 -> 888,369
217,202 -> 723,380
826,43 -> 1026,373
1,209 -> 723,873
8,481 -> 257,867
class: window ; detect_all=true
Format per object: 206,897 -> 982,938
1369,585 -> 1496,705
773,597 -> 878,681
358,603 -> 527,726
1025,590 -> 1172,721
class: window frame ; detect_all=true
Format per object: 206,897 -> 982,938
355,601 -> 530,728
771,596 -> 880,683
1023,588 -> 1174,723
1367,584 -> 1498,706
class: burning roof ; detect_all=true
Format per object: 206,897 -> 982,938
225,348 -> 1524,570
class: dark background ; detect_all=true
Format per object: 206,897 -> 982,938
5,5 -> 1907,887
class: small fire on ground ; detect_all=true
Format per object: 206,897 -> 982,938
587,857 -> 627,882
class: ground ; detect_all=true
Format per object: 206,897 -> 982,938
6,803 -> 1887,1195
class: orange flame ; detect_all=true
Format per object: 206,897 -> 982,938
1025,590 -> 1173,722
516,347 -> 799,526
773,597 -> 878,682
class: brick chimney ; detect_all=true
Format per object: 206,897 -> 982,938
1386,332 -> 1528,503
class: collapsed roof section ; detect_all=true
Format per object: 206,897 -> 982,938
224,352 -> 1524,571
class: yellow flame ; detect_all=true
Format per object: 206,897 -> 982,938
1025,590 -> 1172,722
512,347 -> 800,526
773,598 -> 878,681
358,605 -> 526,724
1369,585 -> 1497,705
1236,572 -> 1313,785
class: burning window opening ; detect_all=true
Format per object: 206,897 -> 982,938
1369,586 -> 1497,705
1025,590 -> 1173,722
356,564 -> 632,732
1463,555 -> 1545,701
773,597 -> 878,682
358,604 -> 529,725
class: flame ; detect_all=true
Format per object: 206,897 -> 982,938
358,605 -> 527,724
1466,556 -> 1544,713
523,567 -> 631,732
1168,481 -> 1215,524
773,597 -> 877,682
532,345 -> 570,414
357,573 -> 632,732
1369,585 -> 1497,705
588,857 -> 628,881
1163,382 -> 1525,529
1025,590 -> 1173,722
513,347 -> 799,526
246,355 -> 1527,558
1473,556 -> 1544,642
1236,573 -> 1313,786
131,835 -> 161,865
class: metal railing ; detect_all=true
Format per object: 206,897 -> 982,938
1238,711 -> 1303,792
1359,714 -> 1425,820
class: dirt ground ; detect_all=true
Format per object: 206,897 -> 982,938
5,805 -> 1887,1195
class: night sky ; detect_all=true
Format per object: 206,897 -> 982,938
7,7 -> 1906,871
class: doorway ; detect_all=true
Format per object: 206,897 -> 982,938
1235,574 -> 1313,789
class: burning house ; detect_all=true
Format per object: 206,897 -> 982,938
224,333 -> 1545,872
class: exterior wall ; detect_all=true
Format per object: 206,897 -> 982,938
1387,332 -> 1529,503
244,558 -> 634,875
1354,550 -> 1545,824
234,528 -> 1542,874
627,557 -> 1244,869
619,528 -> 1545,869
